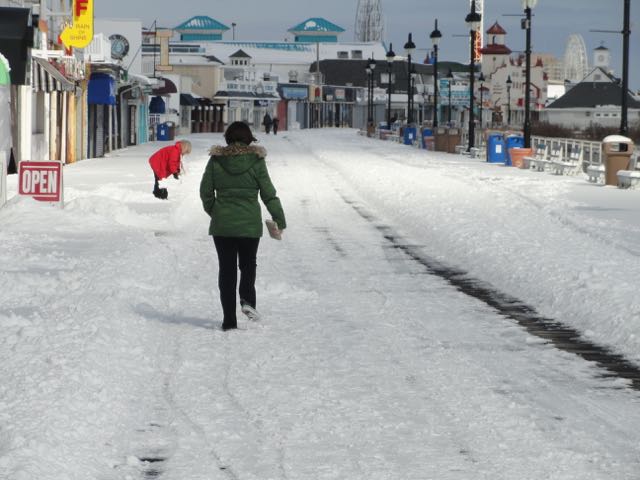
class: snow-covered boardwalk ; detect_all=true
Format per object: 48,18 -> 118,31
1,130 -> 639,479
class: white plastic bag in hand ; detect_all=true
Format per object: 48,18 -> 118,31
265,220 -> 282,240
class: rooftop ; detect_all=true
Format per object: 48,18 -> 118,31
486,22 -> 507,35
288,18 -> 345,34
175,16 -> 230,32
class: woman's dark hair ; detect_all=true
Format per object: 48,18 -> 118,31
224,121 -> 257,145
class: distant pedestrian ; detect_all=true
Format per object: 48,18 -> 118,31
263,113 -> 273,134
272,117 -> 279,135
148,140 -> 191,199
200,122 -> 286,331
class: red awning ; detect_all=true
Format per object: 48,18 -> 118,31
152,77 -> 177,96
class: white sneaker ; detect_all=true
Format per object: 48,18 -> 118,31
241,303 -> 261,322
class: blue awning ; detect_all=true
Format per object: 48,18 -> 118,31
149,95 -> 166,114
88,73 -> 116,105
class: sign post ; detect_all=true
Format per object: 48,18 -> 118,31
18,161 -> 64,207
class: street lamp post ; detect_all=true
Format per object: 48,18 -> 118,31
522,0 -> 538,148
620,0 -> 630,136
430,20 -> 442,128
506,75 -> 512,126
447,69 -> 453,124
368,57 -> 376,126
366,64 -> 372,127
466,0 -> 481,152
478,72 -> 485,129
404,33 -> 416,124
410,69 -> 417,123
386,44 -> 395,129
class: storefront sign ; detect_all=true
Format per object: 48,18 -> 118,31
60,0 -> 94,49
19,161 -> 64,205
439,79 -> 471,106
281,86 -> 308,100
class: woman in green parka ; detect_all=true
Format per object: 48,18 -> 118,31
200,122 -> 286,331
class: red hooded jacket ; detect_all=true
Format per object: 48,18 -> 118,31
149,142 -> 182,180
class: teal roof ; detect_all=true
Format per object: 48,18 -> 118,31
288,18 -> 345,34
175,16 -> 229,32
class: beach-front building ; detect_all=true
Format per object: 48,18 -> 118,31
288,18 -> 345,43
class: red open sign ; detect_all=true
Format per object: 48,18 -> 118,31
19,161 -> 63,203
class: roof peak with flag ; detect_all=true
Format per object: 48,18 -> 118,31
486,22 -> 507,35
175,16 -> 230,32
288,18 -> 345,34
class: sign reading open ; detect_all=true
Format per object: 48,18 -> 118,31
19,161 -> 64,206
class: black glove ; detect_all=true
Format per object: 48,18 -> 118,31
173,172 -> 179,179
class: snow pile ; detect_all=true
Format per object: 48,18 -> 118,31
1,131 -> 639,479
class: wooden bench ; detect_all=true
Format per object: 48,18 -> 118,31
523,144 -> 547,170
531,146 -> 562,172
587,164 -> 605,183
551,147 -> 583,175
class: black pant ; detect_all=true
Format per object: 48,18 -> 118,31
153,174 -> 169,199
273,124 -> 279,135
213,236 -> 260,329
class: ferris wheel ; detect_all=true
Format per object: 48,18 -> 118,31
563,34 -> 589,83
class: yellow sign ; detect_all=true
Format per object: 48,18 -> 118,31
60,0 -> 94,49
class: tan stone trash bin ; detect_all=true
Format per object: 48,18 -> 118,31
602,135 -> 635,186
435,127 -> 448,152
447,128 -> 461,154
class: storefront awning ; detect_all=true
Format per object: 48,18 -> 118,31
152,78 -> 177,96
88,73 -> 116,105
32,57 -> 76,93
180,93 -> 200,106
0,7 -> 31,85
129,73 -> 155,86
214,91 -> 280,102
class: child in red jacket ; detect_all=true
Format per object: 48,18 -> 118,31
149,140 -> 191,199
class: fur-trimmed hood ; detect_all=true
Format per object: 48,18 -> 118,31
208,143 -> 267,176
209,144 -> 267,159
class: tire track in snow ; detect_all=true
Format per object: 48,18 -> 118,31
284,134 -> 640,391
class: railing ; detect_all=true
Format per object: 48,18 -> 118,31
85,34 -> 112,63
532,136 -> 603,168
460,129 -> 487,150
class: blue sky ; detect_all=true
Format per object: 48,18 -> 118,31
96,0 -> 639,89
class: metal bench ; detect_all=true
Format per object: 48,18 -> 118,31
523,144 -> 547,170
587,165 -> 605,184
531,146 -> 562,172
617,170 -> 640,189
551,147 -> 583,176
616,155 -> 640,189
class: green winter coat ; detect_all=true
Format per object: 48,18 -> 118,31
199,143 -> 286,238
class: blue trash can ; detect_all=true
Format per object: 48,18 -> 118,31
487,133 -> 506,163
505,135 -> 525,166
157,123 -> 169,141
422,129 -> 434,149
403,127 -> 417,145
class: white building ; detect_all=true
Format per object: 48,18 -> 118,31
480,22 -> 547,126
542,67 -> 640,129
